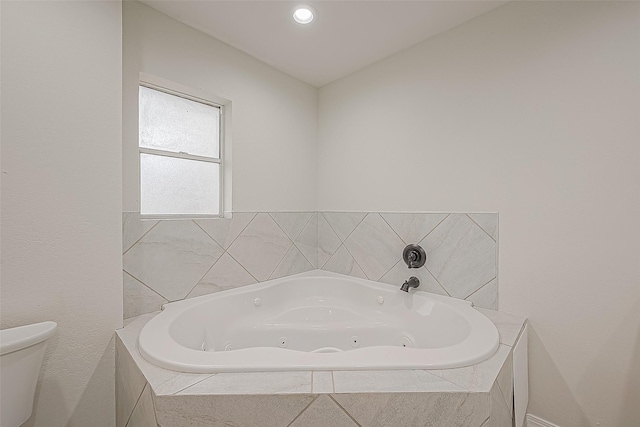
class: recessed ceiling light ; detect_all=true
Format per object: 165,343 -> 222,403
293,7 -> 314,24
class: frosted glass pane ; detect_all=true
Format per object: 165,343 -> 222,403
139,86 -> 219,158
140,153 -> 220,215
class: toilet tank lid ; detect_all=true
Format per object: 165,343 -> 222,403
0,321 -> 57,356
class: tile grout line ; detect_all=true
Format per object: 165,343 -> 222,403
270,211 -> 315,243
123,269 -> 169,302
317,213 -> 342,269
192,217 -> 228,249
423,369 -> 471,392
226,250 -> 261,284
424,265 -> 452,297
412,213 -> 453,295
375,257 -> 403,284
338,243 -> 371,280
182,244 -> 227,300
169,373 -> 217,396
270,213 -> 319,274
267,242 -> 295,280
259,213 -> 297,281
266,240 -> 296,281
121,268 -> 171,303
494,364 -> 513,415
379,212 -> 410,245
182,218 -> 229,298
321,211 -> 367,244
149,384 -> 159,426
329,394 -> 363,427
122,217 -> 161,256
376,212 -> 451,283
122,270 -> 169,319
424,266 -> 451,297
463,276 -> 497,301
419,212 -> 451,243
124,381 -> 148,427
293,212 -> 318,269
465,213 -> 497,242
196,212 -> 262,286
285,395 -> 319,427
221,212 -> 259,249
293,240 -> 317,270
322,214 -> 370,278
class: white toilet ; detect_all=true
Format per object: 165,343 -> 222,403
0,321 -> 57,427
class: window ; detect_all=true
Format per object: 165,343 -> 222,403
138,82 -> 225,217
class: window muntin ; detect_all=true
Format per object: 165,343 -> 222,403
139,83 -> 223,217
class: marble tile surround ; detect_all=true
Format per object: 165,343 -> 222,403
122,211 -> 498,319
116,308 -> 525,427
122,212 -> 318,319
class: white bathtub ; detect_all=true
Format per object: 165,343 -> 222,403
138,270 -> 499,373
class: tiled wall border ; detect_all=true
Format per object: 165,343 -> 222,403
122,211 -> 498,320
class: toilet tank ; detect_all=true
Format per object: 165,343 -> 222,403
0,321 -> 57,427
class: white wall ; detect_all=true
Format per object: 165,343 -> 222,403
0,1 -> 122,426
123,1 -> 318,213
318,2 -> 640,426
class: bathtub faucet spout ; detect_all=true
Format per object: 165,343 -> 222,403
400,277 -> 420,292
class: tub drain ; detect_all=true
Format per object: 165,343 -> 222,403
278,337 -> 288,348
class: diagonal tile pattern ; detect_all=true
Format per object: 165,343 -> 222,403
123,220 -> 224,301
322,212 -> 366,242
126,383 -> 157,427
380,212 -> 447,244
379,261 -> 448,296
270,212 -> 313,241
318,213 -> 342,268
270,244 -> 314,279
195,212 -> 256,249
343,213 -> 406,280
333,391 -> 489,427
467,279 -> 498,310
468,213 -> 498,240
123,271 -> 167,320
227,213 -> 293,281
295,213 -> 318,268
317,211 -> 498,308
290,395 -> 357,427
421,214 -> 496,299
122,211 -> 498,319
322,245 -> 367,279
188,252 -> 257,298
122,212 -> 158,254
154,394 -> 316,427
116,337 -> 147,427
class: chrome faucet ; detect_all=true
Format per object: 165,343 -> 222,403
400,276 -> 420,292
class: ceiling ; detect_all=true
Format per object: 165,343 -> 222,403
140,1 -> 509,87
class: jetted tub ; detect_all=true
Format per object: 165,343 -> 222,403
139,270 -> 499,373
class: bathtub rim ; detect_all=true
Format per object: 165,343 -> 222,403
138,270 -> 501,373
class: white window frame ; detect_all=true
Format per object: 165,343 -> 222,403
138,73 -> 232,219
